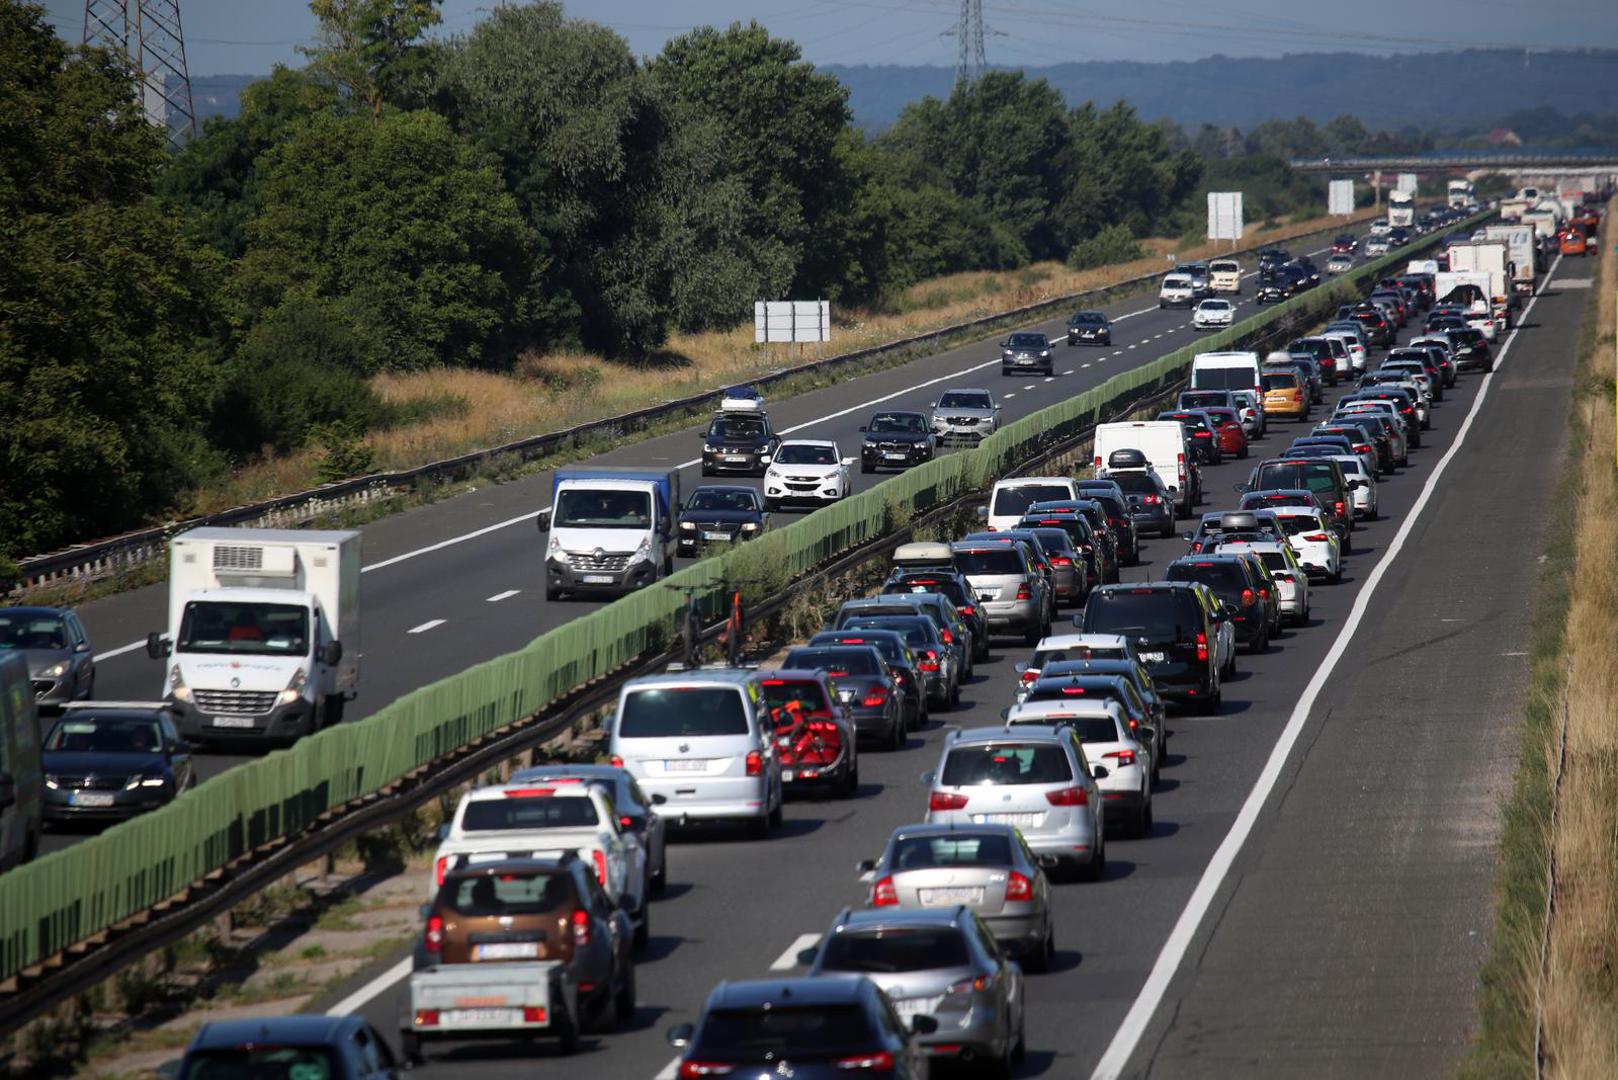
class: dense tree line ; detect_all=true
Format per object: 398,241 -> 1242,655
2,0 -> 1224,559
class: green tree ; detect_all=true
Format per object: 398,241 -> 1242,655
1064,101 -> 1202,244
304,0 -> 442,119
232,109 -> 544,371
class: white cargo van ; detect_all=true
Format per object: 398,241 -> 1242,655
1093,421 -> 1196,518
1190,351 -> 1263,400
983,476 -> 1084,532
1159,274 -> 1195,308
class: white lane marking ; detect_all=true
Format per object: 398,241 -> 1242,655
1062,369 -> 1075,375
1082,363 -> 1093,369
485,589 -> 520,602
407,619 -> 446,634
325,956 -> 412,1017
93,640 -> 148,663
1044,377 -> 1056,383
1022,384 -> 1037,390
1128,344 -> 1139,350
655,1058 -> 681,1080
1004,392 -> 1016,398
771,932 -> 823,971
1088,253 -> 1563,1080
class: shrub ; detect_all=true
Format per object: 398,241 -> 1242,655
1066,224 -> 1144,271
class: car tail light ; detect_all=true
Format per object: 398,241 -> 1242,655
424,915 -> 443,953
1051,556 -> 1072,566
860,686 -> 889,707
503,787 -> 555,798
619,815 -> 634,829
1015,583 -> 1032,601
1020,669 -> 1040,685
835,1050 -> 896,1071
959,605 -> 976,616
1334,501 -> 1346,518
940,628 -> 954,645
680,1062 -> 736,1078
571,908 -> 592,947
1045,786 -> 1089,806
592,849 -> 608,886
434,856 -> 453,887
1304,533 -> 1332,542
608,754 -> 623,768
1195,631 -> 1209,663
1093,455 -> 1103,471
745,750 -> 762,776
1240,588 -> 1255,607
918,650 -> 940,672
1104,749 -> 1136,767
1177,451 -> 1187,486
415,1009 -> 440,1027
1005,872 -> 1033,902
871,876 -> 899,906
929,790 -> 969,811
1259,588 -> 1270,601
521,1006 -> 548,1024
1143,494 -> 1162,505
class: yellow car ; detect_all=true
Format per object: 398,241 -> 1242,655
1261,368 -> 1308,420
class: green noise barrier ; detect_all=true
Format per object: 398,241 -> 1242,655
0,214 -> 1487,982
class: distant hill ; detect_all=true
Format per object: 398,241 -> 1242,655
821,49 -> 1618,133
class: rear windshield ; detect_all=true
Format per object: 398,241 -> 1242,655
1028,528 -> 1075,554
1255,463 -> 1338,496
1110,474 -> 1161,496
813,633 -> 902,664
1193,366 -> 1257,390
940,743 -> 1073,785
759,678 -> 834,712
1262,371 -> 1298,390
179,1050 -> 337,1080
843,617 -> 933,648
618,687 -> 748,738
1014,716 -> 1118,742
1033,645 -> 1123,666
444,871 -> 575,916
781,648 -> 881,677
1179,392 -> 1229,408
952,548 -> 1024,575
697,1006 -> 875,1058
891,833 -> 1013,869
883,577 -> 968,606
818,929 -> 972,974
1166,562 -> 1247,596
991,484 -> 1070,517
1084,591 -> 1196,637
1258,551 -> 1291,572
1276,514 -> 1324,536
461,795 -> 599,831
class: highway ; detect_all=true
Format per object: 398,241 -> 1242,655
49,225 -> 1350,857
291,252 -> 1584,1076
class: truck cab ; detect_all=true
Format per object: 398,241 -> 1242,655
145,528 -> 360,745
539,468 -> 680,601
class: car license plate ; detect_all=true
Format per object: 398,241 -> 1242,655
438,1008 -> 523,1028
1138,651 -> 1166,663
892,996 -> 940,1017
884,453 -> 907,461
70,792 -> 115,807
664,759 -> 706,772
726,455 -> 749,463
474,942 -> 539,961
973,812 -> 1042,827
582,574 -> 614,584
782,769 -> 795,783
837,689 -> 856,703
211,715 -> 255,728
702,531 -> 729,541
920,886 -> 983,906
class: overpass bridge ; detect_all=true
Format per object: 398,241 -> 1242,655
1288,150 -> 1618,173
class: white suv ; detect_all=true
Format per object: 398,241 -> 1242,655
764,440 -> 851,511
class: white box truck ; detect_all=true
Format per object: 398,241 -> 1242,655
1482,224 -> 1536,296
1094,421 -> 1197,519
1387,191 -> 1415,228
145,528 -> 360,744
1446,242 -> 1514,326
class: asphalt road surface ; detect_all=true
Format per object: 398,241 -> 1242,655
294,253 -> 1583,1078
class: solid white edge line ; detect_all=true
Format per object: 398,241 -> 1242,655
771,932 -> 823,971
325,956 -> 412,1017
1088,252 -> 1563,1080
655,1057 -> 682,1080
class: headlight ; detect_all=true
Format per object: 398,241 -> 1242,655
276,667 -> 308,707
1040,350 -> 1050,357
44,777 -> 58,790
633,535 -> 652,562
126,774 -> 168,790
39,661 -> 68,679
169,664 -> 190,702
759,454 -> 771,464
823,472 -> 841,481
703,444 -> 716,453
741,522 -> 759,532
548,534 -> 568,563
679,521 -> 695,531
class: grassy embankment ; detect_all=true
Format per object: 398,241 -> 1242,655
1463,199 -> 1617,1078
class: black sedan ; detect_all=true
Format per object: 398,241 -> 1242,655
677,485 -> 767,556
1067,310 -> 1112,346
859,411 -> 936,473
1001,331 -> 1054,375
42,704 -> 194,825
1255,278 -> 1293,304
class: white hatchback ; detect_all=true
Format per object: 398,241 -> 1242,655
1331,456 -> 1379,520
1272,506 -> 1343,583
1216,540 -> 1310,625
1192,299 -> 1235,330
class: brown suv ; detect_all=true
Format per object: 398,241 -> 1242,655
419,855 -> 636,1027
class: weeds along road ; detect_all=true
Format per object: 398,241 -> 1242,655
292,256 -> 1587,1078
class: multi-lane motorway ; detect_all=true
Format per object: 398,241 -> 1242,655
247,250 -> 1581,1080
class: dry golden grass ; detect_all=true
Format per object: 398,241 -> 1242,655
197,207 -> 1377,511
1540,200 -> 1618,1080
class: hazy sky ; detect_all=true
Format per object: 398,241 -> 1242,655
43,0 -> 1618,75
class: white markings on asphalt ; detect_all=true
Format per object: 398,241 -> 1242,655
1082,363 -> 1093,369
407,619 -> 446,634
1088,252 -> 1564,1080
1128,344 -> 1139,350
93,640 -> 149,663
1043,377 -> 1056,383
1003,392 -> 1016,398
772,933 -> 822,970
325,956 -> 412,1017
1503,650 -> 1529,656
1062,369 -> 1075,375
485,589 -> 520,602
655,1058 -> 681,1080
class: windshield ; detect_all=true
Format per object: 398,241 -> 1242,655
1199,301 -> 1231,311
179,1049 -> 337,1080
776,444 -> 837,465
696,1006 -> 875,1058
1163,276 -> 1191,288
1084,591 -> 1195,637
941,743 -> 1073,785
868,413 -> 926,434
710,417 -> 765,440
618,687 -> 748,738
1262,372 -> 1298,390
1210,261 -> 1239,273
952,548 -> 1024,575
554,489 -> 651,529
45,717 -> 162,754
0,613 -> 66,650
687,490 -> 756,513
937,391 -> 991,409
991,484 -> 1070,517
461,795 -> 599,831
1006,334 -> 1046,348
1069,313 -> 1104,325
782,648 -> 881,677
177,601 -> 308,656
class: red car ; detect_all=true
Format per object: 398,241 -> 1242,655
1202,406 -> 1249,459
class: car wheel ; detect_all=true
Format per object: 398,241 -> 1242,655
652,847 -> 667,892
842,756 -> 860,797
545,585 -> 561,602
949,677 -> 962,710
860,461 -> 873,475
615,959 -> 638,1025
1024,933 -> 1051,974
768,795 -> 784,830
1199,686 -> 1222,715
748,812 -> 771,841
700,462 -> 713,477
888,713 -> 905,752
553,1000 -> 580,1056
1081,834 -> 1106,882
763,499 -> 779,514
1135,798 -> 1153,839
1331,563 -> 1343,585
634,888 -> 651,949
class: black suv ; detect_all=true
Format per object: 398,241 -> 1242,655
677,485 -> 767,556
1165,555 -> 1271,653
701,411 -> 781,476
1240,457 -> 1356,547
1073,480 -> 1139,564
860,411 -> 936,473
1067,310 -> 1112,345
881,569 -> 991,661
1078,583 -> 1224,713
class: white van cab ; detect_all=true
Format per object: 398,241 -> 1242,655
1159,273 -> 1196,308
608,668 -> 783,838
983,476 -> 1084,532
1092,421 -> 1197,518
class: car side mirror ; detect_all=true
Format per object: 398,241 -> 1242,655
438,824 -> 451,841
75,640 -> 91,653
920,771 -> 936,786
1091,764 -> 1110,780
169,739 -> 192,757
1013,662 -> 1028,675
858,426 -> 867,432
667,1023 -> 695,1049
0,772 -> 14,812
536,510 -> 551,532
419,903 -> 433,919
319,640 -> 343,666
1233,483 -> 1251,495
841,457 -> 855,467
1180,532 -> 1194,541
976,506 -> 989,519
1139,726 -> 1158,745
797,946 -> 819,966
1347,479 -> 1364,490
1035,853 -> 1060,869
651,793 -> 669,806
911,1015 -> 940,1035
145,632 -> 169,660
856,858 -> 877,877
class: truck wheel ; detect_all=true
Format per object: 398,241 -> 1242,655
322,696 -> 344,728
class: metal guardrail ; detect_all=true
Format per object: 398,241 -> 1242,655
11,218 -> 1370,594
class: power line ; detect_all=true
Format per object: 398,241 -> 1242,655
82,0 -> 195,148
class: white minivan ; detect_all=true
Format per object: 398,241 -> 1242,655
608,668 -> 783,838
1159,273 -> 1196,308
983,476 -> 1084,532
1092,420 -> 1197,518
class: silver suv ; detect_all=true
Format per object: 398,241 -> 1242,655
608,669 -> 783,839
950,539 -> 1053,645
924,725 -> 1105,880
930,388 -> 1000,447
